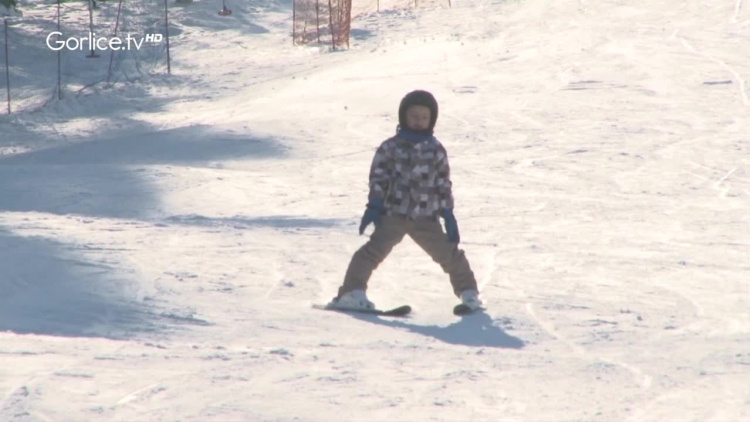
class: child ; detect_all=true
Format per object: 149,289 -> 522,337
329,90 -> 482,312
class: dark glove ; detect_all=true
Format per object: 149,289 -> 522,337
359,198 -> 384,235
440,208 -> 460,244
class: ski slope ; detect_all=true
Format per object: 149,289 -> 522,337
1,0 -> 749,420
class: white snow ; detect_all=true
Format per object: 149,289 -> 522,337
1,0 -> 749,420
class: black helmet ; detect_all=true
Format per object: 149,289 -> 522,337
398,90 -> 438,135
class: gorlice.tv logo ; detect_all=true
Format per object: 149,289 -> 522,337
46,32 -> 163,51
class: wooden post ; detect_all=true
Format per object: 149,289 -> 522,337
107,0 -> 124,83
164,0 -> 171,75
316,0 -> 321,44
86,0 -> 99,58
328,0 -> 335,51
57,0 -> 62,100
292,0 -> 296,45
4,18 -> 9,115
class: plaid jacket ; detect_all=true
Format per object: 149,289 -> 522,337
368,134 -> 454,219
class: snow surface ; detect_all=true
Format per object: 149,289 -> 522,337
1,0 -> 749,420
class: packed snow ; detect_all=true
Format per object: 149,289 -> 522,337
1,0 -> 749,420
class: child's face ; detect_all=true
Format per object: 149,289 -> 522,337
405,105 -> 431,131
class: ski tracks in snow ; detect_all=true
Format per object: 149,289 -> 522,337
683,161 -> 747,200
112,377 -> 178,408
477,244 -> 501,294
1,346 -> 119,421
503,261 -> 655,392
672,32 -> 749,107
734,0 -> 745,23
524,302 -> 653,391
499,254 -> 655,392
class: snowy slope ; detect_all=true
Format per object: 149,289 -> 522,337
1,0 -> 749,420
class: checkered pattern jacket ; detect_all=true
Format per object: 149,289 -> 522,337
368,134 -> 454,219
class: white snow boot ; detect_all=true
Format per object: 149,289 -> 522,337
460,289 -> 483,311
329,290 -> 376,311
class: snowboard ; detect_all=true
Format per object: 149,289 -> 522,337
313,304 -> 412,317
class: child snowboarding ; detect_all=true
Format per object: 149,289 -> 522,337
328,90 -> 482,314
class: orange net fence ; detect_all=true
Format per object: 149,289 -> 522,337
293,0 -> 351,49
293,0 -> 451,49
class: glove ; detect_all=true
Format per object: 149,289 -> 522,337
359,198 -> 384,235
440,208 -> 460,244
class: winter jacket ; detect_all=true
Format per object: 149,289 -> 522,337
367,134 -> 454,220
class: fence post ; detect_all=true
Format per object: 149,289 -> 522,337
328,0 -> 335,51
4,18 -> 9,115
86,0 -> 99,58
57,0 -> 62,100
107,0 -> 123,83
292,0 -> 296,45
316,0 -> 321,44
164,0 -> 171,75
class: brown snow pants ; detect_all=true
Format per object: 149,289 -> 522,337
338,215 -> 477,298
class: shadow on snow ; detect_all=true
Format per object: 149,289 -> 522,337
347,310 -> 526,349
0,229 -> 211,339
0,120 -> 289,338
0,123 -> 287,219
0,78 -> 289,340
164,214 -> 344,230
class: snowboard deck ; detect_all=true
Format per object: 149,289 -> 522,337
314,304 -> 412,317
